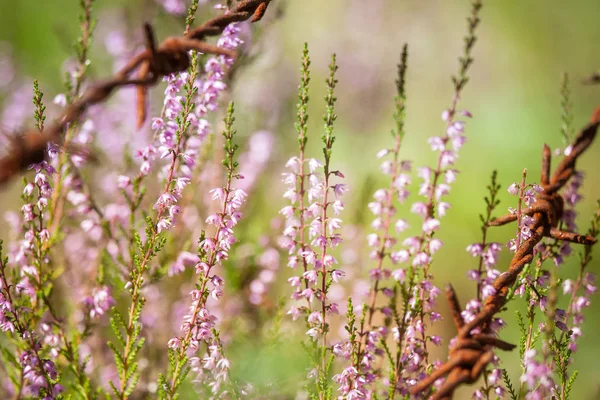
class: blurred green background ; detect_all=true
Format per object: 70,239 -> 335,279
1,0 -> 600,398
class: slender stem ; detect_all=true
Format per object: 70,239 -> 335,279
119,152 -> 180,399
168,173 -> 234,395
358,126 -> 403,366
48,0 -> 95,234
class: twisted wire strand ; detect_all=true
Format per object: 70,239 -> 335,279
411,111 -> 600,399
0,0 -> 272,184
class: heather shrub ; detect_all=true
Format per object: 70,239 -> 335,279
0,1 -> 599,399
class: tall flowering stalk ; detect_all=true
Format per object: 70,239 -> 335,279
507,77 -> 582,400
281,43 -> 313,316
0,2 -> 100,395
46,3 -> 119,394
48,0 -> 96,235
0,159 -> 62,398
465,171 -> 506,399
500,83 -> 591,400
0,85 -> 76,398
553,202 -> 599,398
0,244 -> 61,399
162,102 -> 245,398
108,6 -> 242,397
109,56 -> 201,399
315,54 -> 344,393
338,45 -> 411,399
511,149 -> 596,399
282,49 -> 345,399
392,0 -> 483,394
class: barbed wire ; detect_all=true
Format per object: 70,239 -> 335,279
410,109 -> 600,399
0,0 -> 272,185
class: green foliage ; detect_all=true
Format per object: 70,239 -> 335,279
564,370 -> 578,399
109,295 -> 145,397
453,0 -> 482,93
108,341 -> 125,379
560,72 -> 574,145
393,43 -> 408,140
516,310 -> 527,361
157,373 -> 169,399
552,330 -> 574,395
0,345 -> 19,387
222,102 -> 240,180
175,52 -> 200,142
74,0 -> 96,80
501,369 -> 518,400
296,43 -> 311,150
321,54 -> 338,166
185,0 -> 200,30
344,297 -> 357,363
481,170 -> 501,227
314,353 -> 335,400
32,79 -> 46,131
266,297 -> 287,342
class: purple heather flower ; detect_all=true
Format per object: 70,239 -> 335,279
84,286 -> 115,319
520,349 -> 557,398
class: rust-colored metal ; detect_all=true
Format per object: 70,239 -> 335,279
410,110 -> 600,399
0,0 -> 272,185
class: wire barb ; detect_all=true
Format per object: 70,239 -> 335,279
410,110 -> 600,399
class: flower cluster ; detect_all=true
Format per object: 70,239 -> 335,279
106,13 -> 245,398
464,242 -> 505,327
14,159 -> 54,296
562,272 -> 596,352
506,179 -> 544,252
1,153 -> 64,398
520,349 -> 557,399
462,174 -> 508,398
283,154 -> 344,320
167,102 -> 246,397
393,109 -> 473,390
472,367 -> 505,399
281,48 -> 347,396
394,3 -> 484,393
341,47 -> 411,398
131,20 -> 242,236
552,170 -> 584,266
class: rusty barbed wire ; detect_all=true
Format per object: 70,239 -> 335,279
0,0 -> 272,185
410,108 -> 600,399
582,71 -> 600,85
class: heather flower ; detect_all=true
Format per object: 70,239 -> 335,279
281,47 -> 347,396
520,349 -> 557,399
84,286 -> 115,319
166,103 -> 244,397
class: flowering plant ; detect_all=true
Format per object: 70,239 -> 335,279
0,1 -> 598,399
